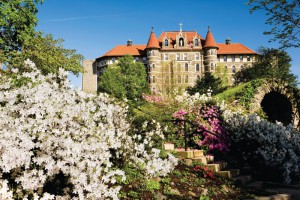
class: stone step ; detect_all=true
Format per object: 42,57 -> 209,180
163,143 -> 175,151
216,169 -> 240,179
233,175 -> 252,186
205,162 -> 227,172
191,156 -> 207,165
205,155 -> 214,163
174,149 -> 205,159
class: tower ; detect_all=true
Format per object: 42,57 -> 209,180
203,26 -> 218,73
145,27 -> 161,92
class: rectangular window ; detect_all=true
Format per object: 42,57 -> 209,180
177,53 -> 180,60
247,55 -> 251,61
135,57 -> 139,61
223,55 -> 227,62
184,53 -> 187,60
112,57 -> 116,63
231,55 -> 235,62
217,56 -> 220,62
239,55 -> 243,61
164,54 -> 169,60
195,53 -> 200,60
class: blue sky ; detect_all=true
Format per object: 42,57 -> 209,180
36,0 -> 300,89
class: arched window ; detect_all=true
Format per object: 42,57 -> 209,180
232,66 -> 236,73
152,64 -> 155,69
196,64 -> 200,72
178,75 -> 181,83
148,64 -> 151,72
195,39 -> 199,46
152,76 -> 156,83
185,75 -> 189,83
185,63 -> 189,71
210,63 -> 214,71
152,51 -> 154,56
179,38 -> 184,47
205,65 -> 209,72
165,39 -> 168,46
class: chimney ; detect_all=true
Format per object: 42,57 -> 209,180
225,37 -> 231,45
127,39 -> 133,46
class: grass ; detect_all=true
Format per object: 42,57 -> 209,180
214,82 -> 248,102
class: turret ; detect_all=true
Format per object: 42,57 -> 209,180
203,26 -> 219,72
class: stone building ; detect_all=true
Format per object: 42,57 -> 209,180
82,25 -> 257,93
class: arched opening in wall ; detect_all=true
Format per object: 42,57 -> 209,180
261,91 -> 293,126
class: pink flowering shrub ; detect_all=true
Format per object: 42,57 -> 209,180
0,60 -> 177,199
172,102 -> 229,152
142,93 -> 165,104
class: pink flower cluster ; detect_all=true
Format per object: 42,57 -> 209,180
142,93 -> 164,103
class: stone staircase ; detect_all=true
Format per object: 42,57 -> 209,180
164,144 -> 252,186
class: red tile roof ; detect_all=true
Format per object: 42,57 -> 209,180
217,43 -> 257,54
146,31 -> 160,49
204,30 -> 218,49
98,45 -> 146,59
157,31 -> 203,48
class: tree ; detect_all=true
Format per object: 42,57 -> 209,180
186,72 -> 223,95
98,55 -> 149,100
0,0 -> 83,75
246,0 -> 300,48
0,0 -> 43,52
234,47 -> 298,86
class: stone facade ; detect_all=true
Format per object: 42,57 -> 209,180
82,26 -> 258,94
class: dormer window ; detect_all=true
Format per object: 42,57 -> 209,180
195,39 -> 199,46
164,39 -> 169,46
179,38 -> 184,47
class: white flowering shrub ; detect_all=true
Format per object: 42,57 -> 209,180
0,60 -> 177,199
224,110 -> 300,184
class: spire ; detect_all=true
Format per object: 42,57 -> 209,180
203,26 -> 218,49
146,27 -> 160,49
179,22 -> 183,32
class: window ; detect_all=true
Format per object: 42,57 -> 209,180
184,53 -> 187,60
247,55 -> 251,61
211,63 -> 214,71
223,55 -> 227,62
143,57 -> 146,61
231,55 -> 235,62
176,53 -> 180,60
196,64 -> 200,72
165,39 -> 168,46
185,63 -> 189,71
232,66 -> 236,73
165,76 -> 169,84
112,57 -> 116,63
185,75 -> 189,83
178,75 -> 181,83
152,64 -> 155,70
179,38 -> 184,46
197,75 -> 201,80
135,57 -> 139,61
225,66 -> 228,71
195,39 -> 199,46
148,64 -> 151,72
164,54 -> 168,60
147,51 -> 150,56
152,51 -> 154,56
239,55 -> 243,61
152,76 -> 156,83
240,65 -> 243,70
195,53 -> 200,60
217,56 -> 220,62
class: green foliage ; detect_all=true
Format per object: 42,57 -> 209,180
98,55 -> 149,101
186,72 -> 224,95
200,196 -> 210,200
0,1 -> 83,75
128,190 -> 139,198
214,82 -> 248,102
235,47 -> 297,86
145,179 -> 160,191
0,0 -> 43,53
246,0 -> 300,48
235,79 -> 264,109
